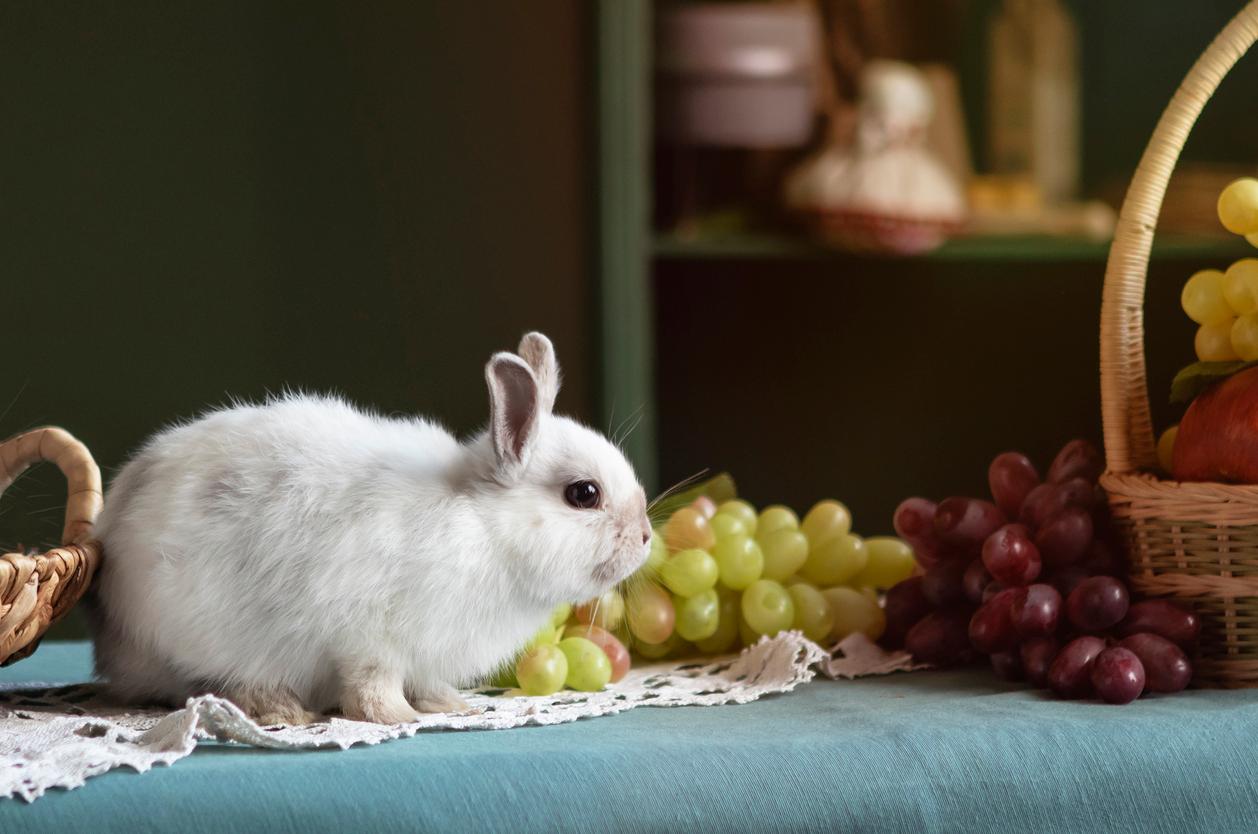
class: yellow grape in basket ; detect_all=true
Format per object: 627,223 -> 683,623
1225,259 -> 1258,315
1181,269 -> 1232,325
1248,232 -> 1258,249
662,506 -> 715,551
1196,320 -> 1240,361
1232,313 -> 1258,361
1157,425 -> 1178,474
1218,177 -> 1258,234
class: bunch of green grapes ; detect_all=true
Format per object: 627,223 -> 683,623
492,486 -> 918,697
622,496 -> 918,661
1186,179 -> 1258,361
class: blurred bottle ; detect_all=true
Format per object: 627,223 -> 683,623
987,0 -> 1080,205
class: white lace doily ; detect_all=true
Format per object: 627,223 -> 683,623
1,632 -> 919,802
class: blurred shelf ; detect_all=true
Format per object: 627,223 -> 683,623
652,232 -> 1255,264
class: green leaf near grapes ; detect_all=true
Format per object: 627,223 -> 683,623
1170,360 -> 1258,404
650,472 -> 737,519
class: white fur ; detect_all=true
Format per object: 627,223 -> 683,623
90,334 -> 650,723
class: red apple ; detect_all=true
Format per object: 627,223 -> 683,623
1174,366 -> 1258,483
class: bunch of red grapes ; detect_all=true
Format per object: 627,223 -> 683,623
884,439 -> 1200,705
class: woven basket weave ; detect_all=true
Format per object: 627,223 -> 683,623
1101,1 -> 1258,688
0,427 -> 103,666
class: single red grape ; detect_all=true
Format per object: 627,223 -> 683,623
1116,600 -> 1201,650
988,452 -> 1040,519
969,589 -> 1019,654
1118,633 -> 1192,693
1047,635 -> 1107,698
1090,647 -> 1146,704
981,524 -> 1041,586
1066,576 -> 1129,632
1009,583 -> 1062,638
1035,507 -> 1093,567
934,498 -> 1006,550
1019,483 -> 1071,532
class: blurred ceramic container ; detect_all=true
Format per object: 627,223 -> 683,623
655,3 -> 818,148
785,61 -> 966,254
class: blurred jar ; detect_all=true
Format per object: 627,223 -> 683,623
654,2 -> 820,235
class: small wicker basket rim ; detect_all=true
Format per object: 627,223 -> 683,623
1100,2 -> 1258,477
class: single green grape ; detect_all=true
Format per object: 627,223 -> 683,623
549,602 -> 572,629
850,537 -> 917,589
822,586 -> 886,642
800,500 -> 852,549
716,500 -> 758,534
713,534 -> 764,590
1182,270 -> 1233,325
1157,425 -> 1178,474
740,579 -> 796,637
1196,320 -> 1240,361
693,590 -> 741,654
662,506 -> 715,551
756,505 -> 799,540
558,637 -> 612,692
800,533 -> 867,586
709,513 -> 749,542
626,581 -> 675,644
516,644 -> 569,695
1218,178 -> 1258,234
1233,313 -> 1258,361
674,588 -> 720,641
759,528 -> 809,581
1225,259 -> 1258,315
660,548 -> 720,597
787,582 -> 833,643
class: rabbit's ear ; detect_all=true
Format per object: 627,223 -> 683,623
517,332 -> 560,414
486,352 -> 541,474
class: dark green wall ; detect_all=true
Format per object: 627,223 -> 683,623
3,2 -> 593,559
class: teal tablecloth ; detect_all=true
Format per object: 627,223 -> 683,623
2,642 -> 1257,833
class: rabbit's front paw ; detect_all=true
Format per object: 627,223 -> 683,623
340,667 -> 419,724
408,682 -> 469,714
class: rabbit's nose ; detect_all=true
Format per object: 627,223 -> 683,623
641,528 -> 652,546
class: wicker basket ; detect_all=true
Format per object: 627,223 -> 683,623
1101,2 -> 1258,688
0,427 -> 103,666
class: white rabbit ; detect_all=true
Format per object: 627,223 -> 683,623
89,333 -> 651,724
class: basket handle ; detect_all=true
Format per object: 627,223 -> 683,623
1101,1 -> 1258,474
0,427 -> 102,546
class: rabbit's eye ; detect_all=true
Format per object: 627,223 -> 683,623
563,480 -> 601,510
